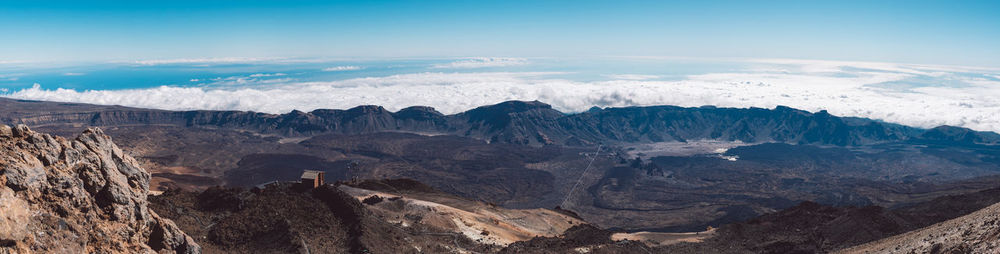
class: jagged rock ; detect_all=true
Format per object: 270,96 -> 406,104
2,152 -> 45,191
0,126 -> 200,253
11,124 -> 31,137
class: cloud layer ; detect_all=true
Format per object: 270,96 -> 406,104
602,74 -> 660,80
432,57 -> 528,68
322,66 -> 362,71
5,59 -> 1000,133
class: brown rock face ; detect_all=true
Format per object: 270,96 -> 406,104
0,124 -> 200,254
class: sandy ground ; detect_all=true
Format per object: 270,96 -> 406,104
339,185 -> 585,246
611,229 -> 716,247
625,140 -> 752,160
146,165 -> 214,190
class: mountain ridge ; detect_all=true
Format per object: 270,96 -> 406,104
3,97 -> 997,146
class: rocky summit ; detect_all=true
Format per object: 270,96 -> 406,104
0,124 -> 199,253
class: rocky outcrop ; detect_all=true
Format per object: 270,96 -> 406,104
453,101 -> 568,145
0,124 -> 200,253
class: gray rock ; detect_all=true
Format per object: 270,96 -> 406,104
0,127 -> 200,253
25,133 -> 63,166
3,154 -> 46,191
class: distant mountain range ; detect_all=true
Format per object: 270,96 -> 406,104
3,97 -> 997,146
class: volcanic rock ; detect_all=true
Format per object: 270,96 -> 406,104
0,124 -> 200,253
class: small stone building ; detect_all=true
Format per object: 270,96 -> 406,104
300,170 -> 326,188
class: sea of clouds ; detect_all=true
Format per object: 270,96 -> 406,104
4,58 -> 1000,133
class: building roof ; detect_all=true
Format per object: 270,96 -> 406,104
301,170 -> 324,179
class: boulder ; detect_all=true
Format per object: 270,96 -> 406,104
10,124 -> 31,137
0,125 -> 11,137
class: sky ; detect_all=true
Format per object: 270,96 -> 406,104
1,1 -> 1000,133
1,0 -> 999,67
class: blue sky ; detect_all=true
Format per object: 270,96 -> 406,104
1,0 -> 999,67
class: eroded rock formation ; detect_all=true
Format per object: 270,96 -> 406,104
0,124 -> 200,253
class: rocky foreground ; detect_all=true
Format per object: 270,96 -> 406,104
839,202 -> 1000,254
0,125 -> 199,253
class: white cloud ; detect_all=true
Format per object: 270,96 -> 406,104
63,72 -> 85,76
322,66 -> 362,71
433,57 -> 528,69
248,73 -> 286,77
5,60 -> 1000,133
200,74 -> 293,87
603,74 -> 659,80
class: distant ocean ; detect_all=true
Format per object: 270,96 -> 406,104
0,57 -> 738,90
